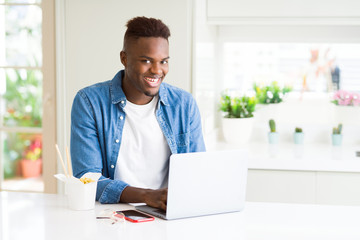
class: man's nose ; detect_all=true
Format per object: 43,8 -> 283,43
150,62 -> 162,75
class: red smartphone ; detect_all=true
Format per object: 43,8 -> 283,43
117,210 -> 155,223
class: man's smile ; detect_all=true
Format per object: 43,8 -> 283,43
144,76 -> 162,87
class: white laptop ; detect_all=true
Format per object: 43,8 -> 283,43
135,150 -> 248,220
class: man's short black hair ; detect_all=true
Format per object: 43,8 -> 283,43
123,16 -> 171,49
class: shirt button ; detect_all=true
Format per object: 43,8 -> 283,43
119,116 -> 124,120
115,139 -> 119,143
111,165 -> 114,169
121,100 -> 125,104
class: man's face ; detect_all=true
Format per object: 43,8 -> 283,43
121,37 -> 169,104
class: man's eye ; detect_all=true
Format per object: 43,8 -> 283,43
161,60 -> 168,64
142,60 -> 151,64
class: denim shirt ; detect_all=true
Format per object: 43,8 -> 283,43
70,70 -> 206,204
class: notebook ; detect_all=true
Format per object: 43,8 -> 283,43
135,149 -> 248,220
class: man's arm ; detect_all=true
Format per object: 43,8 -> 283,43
189,97 -> 206,152
71,91 -> 128,203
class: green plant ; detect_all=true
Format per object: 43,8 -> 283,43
220,90 -> 257,118
2,69 -> 43,178
3,69 -> 42,127
333,123 -> 343,135
253,81 -> 292,104
269,119 -> 276,132
295,127 -> 303,133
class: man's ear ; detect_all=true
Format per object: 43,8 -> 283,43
120,51 -> 127,67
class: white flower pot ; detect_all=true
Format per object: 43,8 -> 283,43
222,117 -> 254,145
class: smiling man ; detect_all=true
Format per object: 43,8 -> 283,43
70,17 -> 206,211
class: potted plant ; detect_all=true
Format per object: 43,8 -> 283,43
332,90 -> 360,125
253,81 -> 292,121
268,119 -> 279,144
219,89 -> 257,145
293,127 -> 304,144
332,123 -> 343,146
254,81 -> 292,104
20,137 -> 42,178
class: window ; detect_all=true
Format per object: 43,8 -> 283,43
223,43 -> 360,93
194,23 -> 360,148
220,41 -> 360,145
0,0 -> 56,192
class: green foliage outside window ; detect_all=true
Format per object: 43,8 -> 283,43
1,5 -> 43,180
4,69 -> 42,127
2,69 -> 43,179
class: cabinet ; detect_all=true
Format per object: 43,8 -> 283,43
207,0 -> 360,25
317,172 -> 360,205
247,170 -> 316,204
247,169 -> 360,205
213,142 -> 360,205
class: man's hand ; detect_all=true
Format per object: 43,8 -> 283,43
144,188 -> 167,211
120,186 -> 168,211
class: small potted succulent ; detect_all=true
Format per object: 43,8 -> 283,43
332,123 -> 343,146
293,127 -> 304,144
268,119 -> 279,144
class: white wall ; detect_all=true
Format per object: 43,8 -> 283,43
57,0 -> 193,147
193,0 -> 219,147
207,0 -> 360,25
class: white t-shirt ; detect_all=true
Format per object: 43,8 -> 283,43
114,96 -> 171,189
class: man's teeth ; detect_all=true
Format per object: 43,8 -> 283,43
145,77 -> 160,82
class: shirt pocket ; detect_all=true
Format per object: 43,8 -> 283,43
175,132 -> 190,153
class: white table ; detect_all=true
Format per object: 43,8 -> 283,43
1,191 -> 360,240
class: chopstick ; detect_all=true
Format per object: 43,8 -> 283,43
55,144 -> 69,178
66,146 -> 73,177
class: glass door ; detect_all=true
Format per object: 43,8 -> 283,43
0,0 -> 44,192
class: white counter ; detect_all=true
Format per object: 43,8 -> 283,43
1,191 -> 360,240
209,142 -> 360,205
212,142 -> 360,172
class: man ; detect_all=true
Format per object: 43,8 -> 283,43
70,16 -> 206,211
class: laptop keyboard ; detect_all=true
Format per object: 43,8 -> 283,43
155,209 -> 166,215
136,206 -> 167,219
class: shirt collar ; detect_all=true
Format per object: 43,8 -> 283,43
110,70 -> 127,104
110,70 -> 170,106
158,83 -> 169,106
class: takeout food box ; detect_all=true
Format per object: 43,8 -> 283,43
54,173 -> 101,210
